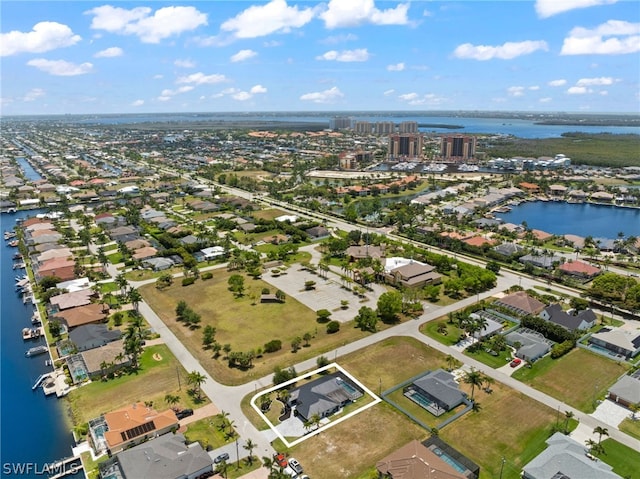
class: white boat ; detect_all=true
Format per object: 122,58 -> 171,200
26,345 -> 48,357
457,163 -> 480,172
423,162 -> 447,173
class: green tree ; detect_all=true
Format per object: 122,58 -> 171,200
202,325 -> 217,349
187,370 -> 207,401
377,291 -> 403,323
463,367 -> 484,401
128,288 -> 142,312
228,274 -> 245,297
354,306 -> 379,332
316,309 -> 332,323
165,394 -> 180,410
243,439 -> 256,465
564,410 -> 574,434
593,426 -> 609,444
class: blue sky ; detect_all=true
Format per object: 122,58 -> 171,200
1,0 -> 639,115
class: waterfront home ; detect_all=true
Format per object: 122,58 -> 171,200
492,242 -> 525,257
519,253 -> 564,270
519,182 -> 540,194
495,291 -> 546,316
539,304 -> 596,331
78,339 -> 129,379
376,439 -> 472,479
67,324 -> 122,352
100,433 -> 213,479
607,373 -> 640,409
590,191 -> 614,203
588,327 -> 640,360
522,432 -> 622,479
34,257 -> 76,282
89,402 -> 179,455
548,184 -> 567,197
49,289 -> 95,310
52,302 -> 109,330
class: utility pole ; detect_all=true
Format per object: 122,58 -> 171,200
499,457 -> 506,479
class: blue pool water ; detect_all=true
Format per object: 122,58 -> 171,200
433,447 -> 468,473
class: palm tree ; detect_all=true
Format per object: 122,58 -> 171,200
564,410 -> 574,434
115,273 -> 129,297
593,426 -> 609,444
243,439 -> 256,465
585,438 -> 605,457
463,368 -> 484,401
187,370 -> 207,401
128,288 -> 142,312
165,393 -> 180,410
216,459 -> 229,479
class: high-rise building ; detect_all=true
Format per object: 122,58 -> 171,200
375,122 -> 396,135
398,121 -> 418,134
353,121 -> 373,134
388,134 -> 424,159
440,135 -> 476,160
330,116 -> 352,130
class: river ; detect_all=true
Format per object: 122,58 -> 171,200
497,201 -> 640,239
0,210 -> 76,477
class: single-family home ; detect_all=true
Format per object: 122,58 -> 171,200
89,402 -> 179,455
522,432 -> 622,479
539,304 -> 597,331
376,439 -> 476,479
505,330 -> 551,362
492,242 -> 525,257
288,372 -> 363,423
558,260 -> 601,278
403,369 -> 466,417
519,253 -> 563,270
52,302 -> 109,330
100,433 -> 213,479
494,291 -> 546,316
68,324 -> 122,352
588,327 -> 640,359
607,372 -> 640,409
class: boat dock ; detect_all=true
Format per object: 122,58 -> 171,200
47,456 -> 83,479
41,371 -> 71,397
23,327 -> 43,340
32,373 -> 52,390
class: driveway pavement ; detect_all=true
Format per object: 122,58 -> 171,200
591,399 -> 633,428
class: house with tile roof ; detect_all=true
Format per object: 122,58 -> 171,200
558,260 -> 601,278
495,291 -> 546,316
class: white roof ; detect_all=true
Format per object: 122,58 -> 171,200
384,257 -> 425,273
275,214 -> 298,222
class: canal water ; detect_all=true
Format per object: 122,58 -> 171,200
1,210 -> 76,476
497,201 -> 640,239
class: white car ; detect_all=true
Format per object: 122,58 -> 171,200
288,458 -> 304,475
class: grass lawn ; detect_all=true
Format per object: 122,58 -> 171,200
66,345 -> 207,425
106,252 -> 123,264
139,271 -> 377,385
257,336 -> 561,479
465,347 -> 513,369
619,417 -> 640,440
420,318 -> 464,347
98,282 -> 119,294
600,438 -> 640,478
511,348 -> 630,412
220,459 -> 263,479
252,208 -> 287,221
183,416 -> 237,450
441,381 -> 560,479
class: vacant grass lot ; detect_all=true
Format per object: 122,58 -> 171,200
619,417 -> 640,441
511,348 -> 629,412
139,271 -> 375,385
420,318 -> 464,347
600,438 -> 640,478
66,345 -> 205,425
257,337 -> 559,479
183,416 -> 236,450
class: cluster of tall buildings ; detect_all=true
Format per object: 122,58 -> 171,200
330,117 -> 418,135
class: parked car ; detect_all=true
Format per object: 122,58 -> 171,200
176,408 -> 194,419
289,458 -> 303,474
275,453 -> 288,468
510,358 -> 522,368
214,452 -> 230,464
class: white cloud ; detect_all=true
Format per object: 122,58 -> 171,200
539,97 -> 552,103
94,47 -> 123,58
529,85 -> 540,91
507,86 -> 525,97
561,20 -> 640,55
535,0 -> 617,18
86,5 -> 207,43
316,48 -> 369,62
577,76 -> 616,86
399,92 -> 419,101
131,99 -> 144,106
600,90 -> 609,95
398,92 -> 446,105
300,86 -> 343,103
27,59 -> 93,76
453,40 -> 548,60
548,79 -> 567,87
174,59 -> 195,68
321,33 -> 358,45
387,62 -> 405,71
160,86 -> 194,99
220,0 -> 315,39
383,89 -> 395,96
0,21 -> 81,57
23,88 -> 45,101
320,0 -> 410,29
153,74 -> 164,79
176,72 -> 228,85
231,49 -> 257,62
567,86 -> 590,94
250,84 -> 267,94
233,91 -> 252,101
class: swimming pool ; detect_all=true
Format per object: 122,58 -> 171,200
433,447 -> 468,473
336,377 -> 362,399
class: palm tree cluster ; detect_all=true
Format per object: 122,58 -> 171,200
463,367 -> 495,404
